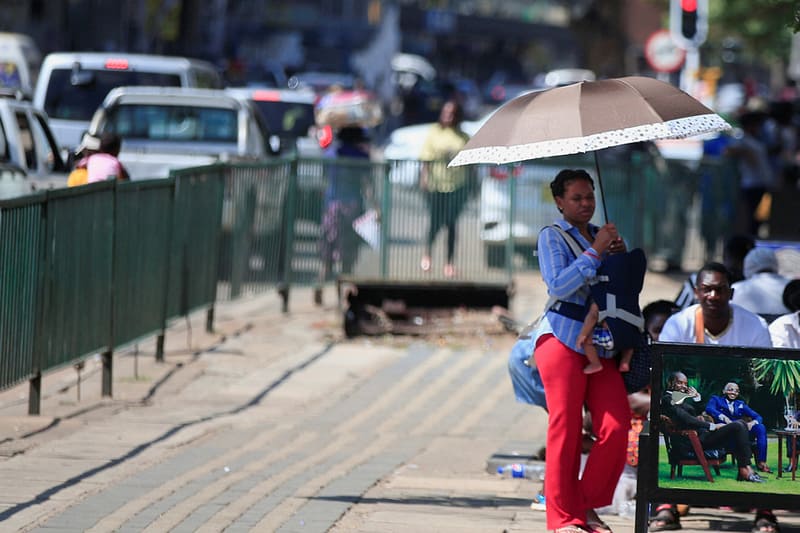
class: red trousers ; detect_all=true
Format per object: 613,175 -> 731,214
535,334 -> 630,530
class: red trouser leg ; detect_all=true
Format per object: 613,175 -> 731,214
535,334 -> 630,530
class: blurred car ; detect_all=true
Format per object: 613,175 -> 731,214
87,86 -> 275,180
226,86 -> 322,158
0,32 -> 42,98
0,88 -> 66,185
33,52 -> 223,154
0,161 -> 32,199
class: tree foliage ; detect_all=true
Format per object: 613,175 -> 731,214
751,357 -> 800,405
706,0 -> 798,62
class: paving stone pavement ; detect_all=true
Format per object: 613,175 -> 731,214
1,271 -> 799,532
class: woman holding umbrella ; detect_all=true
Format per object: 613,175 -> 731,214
446,76 -> 733,533
533,169 -> 629,533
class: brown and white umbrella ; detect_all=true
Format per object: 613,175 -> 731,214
449,76 -> 730,167
448,76 -> 730,221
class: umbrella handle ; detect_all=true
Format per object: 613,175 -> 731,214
593,152 -> 609,224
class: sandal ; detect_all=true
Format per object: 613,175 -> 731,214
587,509 -> 613,533
648,504 -> 681,531
587,519 -> 613,533
554,526 -> 589,533
752,510 -> 780,533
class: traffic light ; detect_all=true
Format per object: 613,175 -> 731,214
680,0 -> 698,41
670,0 -> 707,48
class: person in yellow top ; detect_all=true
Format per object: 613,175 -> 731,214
418,99 -> 471,277
67,132 -> 101,187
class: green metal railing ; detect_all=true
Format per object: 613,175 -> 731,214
38,182 -> 115,372
113,179 -> 175,347
0,152 -> 737,414
0,193 -> 45,391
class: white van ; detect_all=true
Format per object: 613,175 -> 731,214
33,52 -> 223,153
0,32 -> 42,97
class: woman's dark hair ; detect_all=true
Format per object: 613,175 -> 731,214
783,279 -> 800,312
549,169 -> 594,200
696,261 -> 733,287
441,98 -> 464,125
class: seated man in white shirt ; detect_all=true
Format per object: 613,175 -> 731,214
650,262 -> 777,533
769,279 -> 800,349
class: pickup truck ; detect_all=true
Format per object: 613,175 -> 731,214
0,90 -> 67,196
86,86 -> 276,180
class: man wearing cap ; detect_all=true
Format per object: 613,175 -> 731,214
731,247 -> 790,318
67,132 -> 101,187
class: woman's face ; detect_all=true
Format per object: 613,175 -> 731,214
439,102 -> 457,127
555,178 -> 595,225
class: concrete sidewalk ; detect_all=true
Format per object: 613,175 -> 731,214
1,271 -> 798,532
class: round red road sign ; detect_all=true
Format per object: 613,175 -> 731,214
645,29 -> 686,73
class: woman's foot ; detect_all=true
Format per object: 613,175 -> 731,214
420,255 -> 432,272
443,263 -> 455,277
648,504 -> 681,531
586,509 -> 613,533
757,461 -> 772,473
752,509 -> 780,533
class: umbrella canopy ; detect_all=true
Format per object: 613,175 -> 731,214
449,76 -> 730,167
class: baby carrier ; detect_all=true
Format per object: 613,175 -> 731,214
549,225 -> 646,351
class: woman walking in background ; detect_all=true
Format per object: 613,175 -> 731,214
419,99 -> 470,278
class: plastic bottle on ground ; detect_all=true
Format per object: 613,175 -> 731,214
497,463 -> 537,478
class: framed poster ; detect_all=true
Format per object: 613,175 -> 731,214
639,342 -> 800,510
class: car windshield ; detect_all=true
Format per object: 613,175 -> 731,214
252,100 -> 314,139
43,68 -> 182,120
104,104 -> 238,143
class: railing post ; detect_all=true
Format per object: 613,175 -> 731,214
280,158 -> 298,314
155,333 -> 165,362
28,373 -> 41,415
506,170 -> 516,279
206,306 -> 214,333
101,350 -> 113,397
380,161 -> 391,278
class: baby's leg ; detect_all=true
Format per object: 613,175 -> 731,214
580,304 -> 602,374
577,303 -> 598,346
583,342 -> 603,374
619,347 -> 633,372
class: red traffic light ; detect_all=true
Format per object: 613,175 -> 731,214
680,0 -> 697,12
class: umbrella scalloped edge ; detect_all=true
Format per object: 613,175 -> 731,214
448,113 -> 731,167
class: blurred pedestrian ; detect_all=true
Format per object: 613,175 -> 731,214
419,99 -> 471,278
87,132 -> 129,182
725,111 -> 774,237
67,132 -> 100,187
731,247 -> 791,319
318,126 -> 372,291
